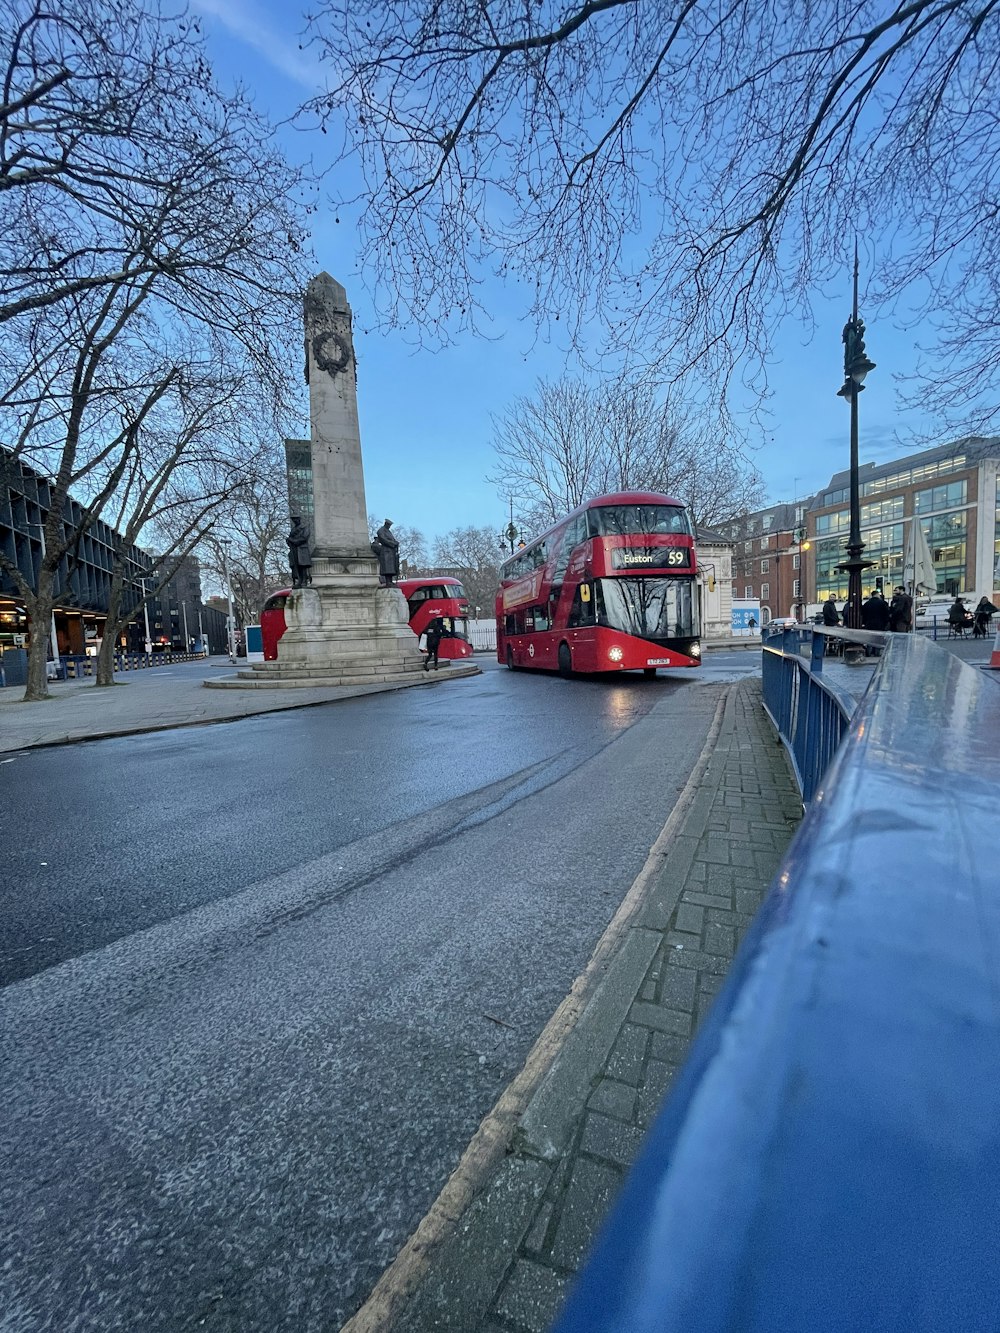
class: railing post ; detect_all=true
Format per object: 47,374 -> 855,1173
811,630 -> 826,673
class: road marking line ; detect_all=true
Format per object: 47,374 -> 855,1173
341,686 -> 732,1333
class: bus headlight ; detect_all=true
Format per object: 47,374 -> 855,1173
608,645 -> 624,662
690,643 -> 702,657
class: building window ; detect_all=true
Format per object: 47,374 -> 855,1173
792,553 -> 800,569
862,496 -> 905,526
816,510 -> 850,535
760,536 -> 769,550
761,559 -> 770,573
862,455 -> 967,497
744,585 -> 753,598
744,540 -> 752,552
761,582 -> 770,598
793,578 -> 801,597
762,514 -> 772,530
914,480 -> 968,515
795,506 -> 805,523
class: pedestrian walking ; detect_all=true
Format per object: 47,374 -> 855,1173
423,616 -> 444,671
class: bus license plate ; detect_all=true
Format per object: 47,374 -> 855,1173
647,658 -> 671,666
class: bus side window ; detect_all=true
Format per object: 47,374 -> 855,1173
553,516 -> 583,584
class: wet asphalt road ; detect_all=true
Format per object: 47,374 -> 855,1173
1,656 -> 754,1332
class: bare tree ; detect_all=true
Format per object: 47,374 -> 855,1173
431,525 -> 502,614
643,400 -> 768,530
305,0 -> 1000,432
202,449 -> 295,629
0,0 -> 312,699
93,370 -> 273,685
488,379 -> 610,534
488,375 -> 764,537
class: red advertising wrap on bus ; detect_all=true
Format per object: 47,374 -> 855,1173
260,577 -> 474,662
496,492 -> 701,676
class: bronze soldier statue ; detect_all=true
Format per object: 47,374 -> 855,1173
287,516 -> 313,588
371,518 -> 400,586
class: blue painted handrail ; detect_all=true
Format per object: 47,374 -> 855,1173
552,635 -> 1000,1333
760,624 -> 872,803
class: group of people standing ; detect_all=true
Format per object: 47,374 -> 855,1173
821,588 -> 910,633
821,589 -> 999,637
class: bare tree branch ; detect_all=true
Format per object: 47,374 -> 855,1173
487,374 -> 765,536
304,0 -> 1000,432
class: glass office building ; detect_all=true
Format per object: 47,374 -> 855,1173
810,438 -> 1000,603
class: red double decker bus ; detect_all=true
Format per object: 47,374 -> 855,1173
397,577 -> 474,661
496,492 -> 700,676
260,577 -> 474,662
260,589 -> 291,661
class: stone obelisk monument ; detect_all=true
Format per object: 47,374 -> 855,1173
251,273 -> 422,682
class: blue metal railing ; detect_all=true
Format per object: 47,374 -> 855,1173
552,634 -> 1000,1333
762,626 -> 858,799
760,625 -> 871,803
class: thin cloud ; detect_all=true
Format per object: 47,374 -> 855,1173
192,0 -> 327,92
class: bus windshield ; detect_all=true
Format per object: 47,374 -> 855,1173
590,504 -> 691,538
406,582 -> 467,602
597,577 -> 700,639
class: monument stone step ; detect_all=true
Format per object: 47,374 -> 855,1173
203,663 -> 479,690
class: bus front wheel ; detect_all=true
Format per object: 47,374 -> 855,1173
558,643 -> 572,678
644,667 -> 657,678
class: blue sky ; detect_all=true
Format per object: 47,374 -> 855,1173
193,0 -> 936,544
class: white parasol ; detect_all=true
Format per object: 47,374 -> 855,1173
903,518 -> 937,597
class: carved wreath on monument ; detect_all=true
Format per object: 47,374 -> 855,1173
311,330 -> 352,377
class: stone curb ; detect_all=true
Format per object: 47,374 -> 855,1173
0,665 -> 481,753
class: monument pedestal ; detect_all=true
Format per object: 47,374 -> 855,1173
273,556 -> 422,675
235,555 -> 424,686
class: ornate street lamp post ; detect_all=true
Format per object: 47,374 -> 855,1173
500,496 -> 521,555
836,245 -> 876,639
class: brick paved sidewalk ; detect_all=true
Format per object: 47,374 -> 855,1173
378,676 -> 802,1333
